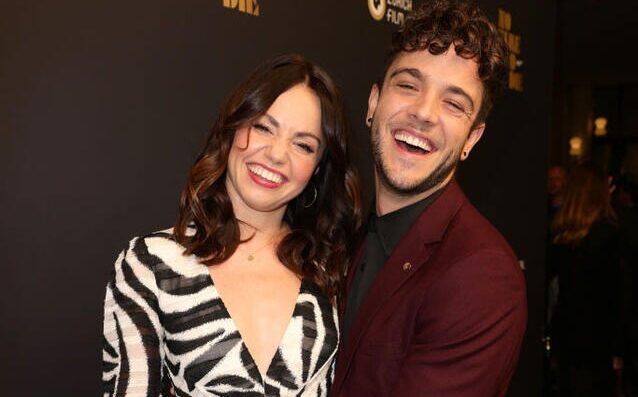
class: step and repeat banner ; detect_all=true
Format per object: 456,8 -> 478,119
1,1 -> 554,395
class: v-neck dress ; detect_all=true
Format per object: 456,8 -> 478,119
102,230 -> 339,396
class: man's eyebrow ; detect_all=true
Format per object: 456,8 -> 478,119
446,85 -> 475,112
389,67 -> 423,81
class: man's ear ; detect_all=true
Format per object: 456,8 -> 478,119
460,123 -> 485,161
366,84 -> 380,127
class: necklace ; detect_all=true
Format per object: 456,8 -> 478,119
244,240 -> 271,261
237,230 -> 286,262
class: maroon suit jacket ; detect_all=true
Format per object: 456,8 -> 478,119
332,181 -> 527,397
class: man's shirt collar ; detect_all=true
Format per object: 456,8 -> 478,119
370,186 -> 446,257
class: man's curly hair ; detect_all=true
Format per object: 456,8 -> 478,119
379,0 -> 509,125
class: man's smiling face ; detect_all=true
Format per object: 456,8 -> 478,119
367,47 -> 486,199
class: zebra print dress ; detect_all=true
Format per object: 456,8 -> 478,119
102,230 -> 339,396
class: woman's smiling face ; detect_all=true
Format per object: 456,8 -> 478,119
225,83 -> 324,219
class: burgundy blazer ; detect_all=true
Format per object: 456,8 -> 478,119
332,181 -> 527,397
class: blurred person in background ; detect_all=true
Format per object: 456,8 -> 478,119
548,165 -> 567,221
545,164 -> 568,396
546,164 -> 568,331
614,174 -> 638,396
549,164 -> 624,397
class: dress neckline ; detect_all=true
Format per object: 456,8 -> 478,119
206,273 -> 306,382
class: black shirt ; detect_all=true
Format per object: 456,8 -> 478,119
343,189 -> 443,340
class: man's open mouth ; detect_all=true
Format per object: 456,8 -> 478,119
393,131 -> 433,155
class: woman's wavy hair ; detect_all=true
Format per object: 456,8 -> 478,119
174,54 -> 362,301
379,0 -> 509,127
552,165 -> 616,245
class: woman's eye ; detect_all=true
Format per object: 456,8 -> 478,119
252,123 -> 271,133
296,142 -> 315,154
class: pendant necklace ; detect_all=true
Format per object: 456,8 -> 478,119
238,231 -> 285,262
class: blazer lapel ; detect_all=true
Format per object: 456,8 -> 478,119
333,181 -> 467,392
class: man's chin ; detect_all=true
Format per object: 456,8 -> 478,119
378,171 -> 432,196
376,162 -> 457,197
383,179 -> 438,197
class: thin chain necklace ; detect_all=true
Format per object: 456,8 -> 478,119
237,229 -> 286,262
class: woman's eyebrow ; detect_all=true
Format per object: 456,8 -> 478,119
264,113 -> 279,128
295,132 -> 322,145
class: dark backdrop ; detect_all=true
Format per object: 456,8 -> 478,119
0,1 -> 554,396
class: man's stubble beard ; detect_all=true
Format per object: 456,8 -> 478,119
371,122 -> 461,197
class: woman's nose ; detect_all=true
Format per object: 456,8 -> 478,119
264,135 -> 287,164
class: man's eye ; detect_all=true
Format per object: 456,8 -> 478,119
397,83 -> 417,91
446,101 -> 466,113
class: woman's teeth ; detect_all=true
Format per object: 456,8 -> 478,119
248,164 -> 284,183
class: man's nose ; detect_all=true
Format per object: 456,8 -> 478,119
408,92 -> 439,126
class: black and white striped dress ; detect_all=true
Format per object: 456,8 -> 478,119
102,230 -> 339,397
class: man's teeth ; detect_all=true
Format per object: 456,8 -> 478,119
395,132 -> 431,151
248,165 -> 284,183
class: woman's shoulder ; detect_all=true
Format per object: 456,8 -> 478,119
122,227 -> 178,255
118,226 -> 201,273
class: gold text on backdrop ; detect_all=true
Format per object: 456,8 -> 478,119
498,9 -> 523,92
368,0 -> 412,25
223,0 -> 259,16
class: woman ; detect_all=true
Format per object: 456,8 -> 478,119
102,54 -> 361,396
550,165 -> 622,397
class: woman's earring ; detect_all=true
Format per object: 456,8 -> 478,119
366,117 -> 372,127
302,184 -> 318,208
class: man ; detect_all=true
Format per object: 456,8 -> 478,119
547,165 -> 567,220
332,1 -> 527,396
546,165 -> 565,344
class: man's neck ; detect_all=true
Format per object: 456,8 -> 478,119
375,176 -> 452,216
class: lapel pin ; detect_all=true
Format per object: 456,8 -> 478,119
403,262 -> 412,271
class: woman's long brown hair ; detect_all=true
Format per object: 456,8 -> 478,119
551,165 -> 616,245
174,54 -> 362,301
